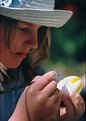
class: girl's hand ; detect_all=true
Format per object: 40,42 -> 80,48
60,94 -> 85,121
9,71 -> 61,121
26,71 -> 61,121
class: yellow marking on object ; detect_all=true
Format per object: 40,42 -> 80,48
70,77 -> 80,83
76,83 -> 83,93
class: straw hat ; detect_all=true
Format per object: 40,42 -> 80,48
0,0 -> 73,28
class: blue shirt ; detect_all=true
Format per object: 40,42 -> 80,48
0,68 -> 26,121
0,65 -> 45,121
0,88 -> 23,121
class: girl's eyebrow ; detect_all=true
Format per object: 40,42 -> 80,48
26,23 -> 36,27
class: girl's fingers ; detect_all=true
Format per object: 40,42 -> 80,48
59,94 -> 85,121
49,88 -> 61,104
50,97 -> 61,121
62,94 -> 75,117
55,96 -> 61,109
75,94 -> 85,113
42,81 -> 58,97
40,71 -> 57,90
30,71 -> 57,91
70,94 -> 85,117
60,107 -> 66,117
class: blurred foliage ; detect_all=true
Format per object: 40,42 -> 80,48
50,18 -> 85,64
42,1 -> 86,120
42,10 -> 86,119
42,0 -> 86,76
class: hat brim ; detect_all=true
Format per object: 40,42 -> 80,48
0,6 -> 73,28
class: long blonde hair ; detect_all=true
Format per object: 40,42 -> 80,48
0,62 -> 7,75
0,62 -> 7,90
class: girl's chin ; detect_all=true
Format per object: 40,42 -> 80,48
6,60 -> 22,69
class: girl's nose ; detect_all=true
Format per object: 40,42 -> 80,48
31,31 -> 38,49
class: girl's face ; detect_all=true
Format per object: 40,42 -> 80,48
0,21 -> 40,68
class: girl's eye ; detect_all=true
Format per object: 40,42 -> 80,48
19,28 -> 31,33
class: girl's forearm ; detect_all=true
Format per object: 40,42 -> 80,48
8,107 -> 30,121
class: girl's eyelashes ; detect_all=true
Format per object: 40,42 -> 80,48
18,27 -> 31,33
18,25 -> 39,33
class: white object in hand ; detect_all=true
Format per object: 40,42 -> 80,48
57,76 -> 83,94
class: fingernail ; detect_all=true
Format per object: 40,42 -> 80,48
75,94 -> 80,97
50,71 -> 57,79
70,93 -> 76,97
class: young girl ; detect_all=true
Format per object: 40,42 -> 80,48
0,0 -> 85,121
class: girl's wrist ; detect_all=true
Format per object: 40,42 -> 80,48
25,87 -> 32,121
9,88 -> 31,121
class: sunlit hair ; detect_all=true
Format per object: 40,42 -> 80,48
0,62 -> 7,90
0,62 -> 7,74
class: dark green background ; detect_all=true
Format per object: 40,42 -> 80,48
42,1 -> 85,120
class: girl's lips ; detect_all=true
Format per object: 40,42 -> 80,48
15,52 -> 27,58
